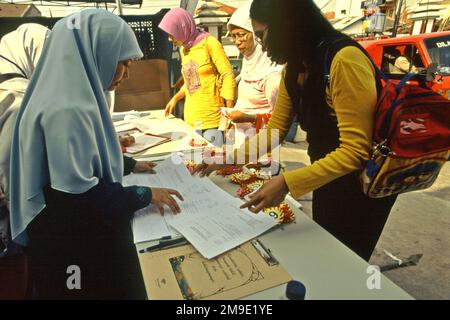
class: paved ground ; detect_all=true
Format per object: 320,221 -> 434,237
279,141 -> 450,300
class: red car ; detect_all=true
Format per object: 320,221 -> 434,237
360,31 -> 450,99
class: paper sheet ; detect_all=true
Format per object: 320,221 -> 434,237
112,110 -> 152,121
169,202 -> 277,259
123,155 -> 278,258
132,206 -> 179,243
125,133 -> 170,154
118,115 -> 213,158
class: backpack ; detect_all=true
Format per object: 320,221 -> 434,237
324,38 -> 450,198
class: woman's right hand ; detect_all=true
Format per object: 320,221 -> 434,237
165,98 -> 177,117
150,188 -> 184,215
192,163 -> 231,177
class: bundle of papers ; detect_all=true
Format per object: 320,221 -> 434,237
114,120 -> 171,154
125,133 -> 170,154
123,155 -> 277,259
112,110 -> 151,121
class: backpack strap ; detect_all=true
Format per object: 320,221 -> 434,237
322,37 -> 387,96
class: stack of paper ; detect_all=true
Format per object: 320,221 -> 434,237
114,120 -> 171,154
125,133 -> 171,154
112,110 -> 151,121
123,155 -> 277,259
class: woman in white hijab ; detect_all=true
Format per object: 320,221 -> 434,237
224,3 -> 282,147
0,23 -> 50,257
9,10 -> 183,299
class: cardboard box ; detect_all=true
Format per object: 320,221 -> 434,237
115,59 -> 170,111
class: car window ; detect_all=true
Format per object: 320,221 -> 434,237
381,44 -> 424,74
424,35 -> 450,75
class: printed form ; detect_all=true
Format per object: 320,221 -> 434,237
123,155 -> 277,259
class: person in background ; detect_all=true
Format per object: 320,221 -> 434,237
393,52 -> 418,74
159,8 -> 236,145
382,47 -> 401,74
195,0 -> 398,262
0,24 -> 50,258
384,46 -> 418,74
223,3 -> 282,147
9,10 -> 183,299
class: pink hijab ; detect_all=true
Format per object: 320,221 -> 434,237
159,8 -> 208,49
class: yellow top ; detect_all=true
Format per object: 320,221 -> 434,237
181,36 -> 236,129
235,46 -> 377,198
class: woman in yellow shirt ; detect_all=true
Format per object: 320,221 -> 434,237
195,0 -> 398,261
159,8 -> 236,143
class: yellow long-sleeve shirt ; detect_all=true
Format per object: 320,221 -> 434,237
236,46 -> 377,198
181,35 -> 236,129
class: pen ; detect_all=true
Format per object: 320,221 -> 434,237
139,237 -> 188,254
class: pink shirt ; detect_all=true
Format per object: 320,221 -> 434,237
232,71 -> 281,147
235,71 -> 281,116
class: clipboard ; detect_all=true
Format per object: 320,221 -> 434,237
138,241 -> 292,300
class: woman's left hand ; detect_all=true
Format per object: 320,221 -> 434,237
240,175 -> 289,213
225,110 -> 256,123
133,161 -> 157,174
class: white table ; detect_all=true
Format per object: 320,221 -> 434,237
132,112 -> 413,300
120,110 -> 214,159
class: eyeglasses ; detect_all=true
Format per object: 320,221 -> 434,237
254,27 -> 268,46
230,31 -> 249,42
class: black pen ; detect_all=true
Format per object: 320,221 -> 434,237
139,237 -> 188,254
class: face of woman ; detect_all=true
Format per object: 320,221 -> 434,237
251,20 -> 269,52
168,35 -> 184,48
229,26 -> 255,57
108,59 -> 132,91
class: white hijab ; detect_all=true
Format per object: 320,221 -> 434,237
0,24 -> 50,199
0,23 -> 49,82
227,4 -> 282,82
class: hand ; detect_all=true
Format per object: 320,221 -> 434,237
192,162 -> 231,177
165,98 -> 177,117
240,175 -> 289,213
191,149 -> 234,177
225,110 -> 256,123
119,135 -> 135,147
133,161 -> 157,174
150,188 -> 184,215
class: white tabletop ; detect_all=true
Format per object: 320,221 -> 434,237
121,110 -> 214,158
132,112 -> 413,300
208,175 -> 412,300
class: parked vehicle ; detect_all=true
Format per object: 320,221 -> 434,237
360,31 -> 450,99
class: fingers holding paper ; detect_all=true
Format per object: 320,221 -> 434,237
240,175 -> 289,213
151,188 -> 184,215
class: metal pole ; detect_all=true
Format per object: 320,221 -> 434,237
392,0 -> 404,37
115,0 -> 124,16
347,0 -> 353,22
